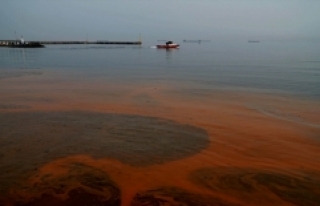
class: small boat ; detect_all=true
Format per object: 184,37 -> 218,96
157,41 -> 179,49
156,44 -> 179,49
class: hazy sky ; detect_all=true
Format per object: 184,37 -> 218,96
1,0 -> 319,43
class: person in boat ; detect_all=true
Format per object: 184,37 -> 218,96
166,41 -> 173,45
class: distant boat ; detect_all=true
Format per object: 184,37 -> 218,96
248,40 -> 260,43
157,41 -> 179,49
156,44 -> 179,49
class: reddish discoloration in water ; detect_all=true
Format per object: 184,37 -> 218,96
0,70 -> 320,205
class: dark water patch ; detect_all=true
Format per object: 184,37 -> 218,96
0,111 -> 209,166
0,104 -> 31,110
13,189 -> 119,206
0,111 -> 209,192
190,167 -> 320,206
2,163 -> 120,206
131,187 -> 242,206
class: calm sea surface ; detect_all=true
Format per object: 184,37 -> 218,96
1,41 -> 320,99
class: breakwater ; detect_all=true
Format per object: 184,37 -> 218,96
0,40 -> 142,47
36,41 -> 142,45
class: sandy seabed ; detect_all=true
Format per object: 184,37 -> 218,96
0,69 -> 320,206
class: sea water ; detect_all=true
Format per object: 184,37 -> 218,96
1,40 -> 320,205
1,40 -> 319,99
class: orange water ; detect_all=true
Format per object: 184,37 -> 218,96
0,70 -> 320,205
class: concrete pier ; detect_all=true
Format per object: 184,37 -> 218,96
0,40 -> 142,47
36,41 -> 142,45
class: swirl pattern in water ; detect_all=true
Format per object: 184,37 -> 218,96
3,163 -> 121,206
190,167 -> 320,206
131,187 -> 241,206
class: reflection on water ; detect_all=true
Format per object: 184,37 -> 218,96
155,48 -> 179,65
0,48 -> 41,69
165,49 -> 175,64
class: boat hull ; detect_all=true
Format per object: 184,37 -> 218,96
156,44 -> 179,49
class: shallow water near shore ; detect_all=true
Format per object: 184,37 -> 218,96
0,42 -> 320,205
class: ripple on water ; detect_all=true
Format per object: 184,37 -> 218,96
190,167 -> 320,206
131,187 -> 242,206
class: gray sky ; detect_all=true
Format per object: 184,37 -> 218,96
1,0 -> 319,42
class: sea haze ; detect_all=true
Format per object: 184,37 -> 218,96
1,0 -> 320,42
